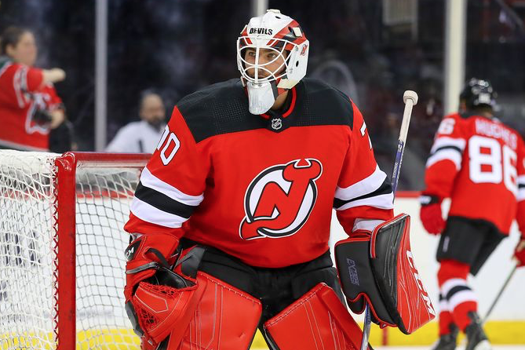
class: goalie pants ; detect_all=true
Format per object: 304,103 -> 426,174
180,238 -> 345,326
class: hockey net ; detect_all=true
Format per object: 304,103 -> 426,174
0,151 -> 150,350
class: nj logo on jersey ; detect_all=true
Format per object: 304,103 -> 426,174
239,158 -> 322,240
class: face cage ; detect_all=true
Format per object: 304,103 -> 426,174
237,37 -> 296,85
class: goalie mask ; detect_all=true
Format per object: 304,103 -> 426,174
237,9 -> 309,115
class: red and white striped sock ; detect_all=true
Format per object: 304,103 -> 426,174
438,259 -> 478,332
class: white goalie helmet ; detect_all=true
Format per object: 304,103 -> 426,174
237,9 -> 309,114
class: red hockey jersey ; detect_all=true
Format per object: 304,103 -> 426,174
125,78 -> 394,268
0,58 -> 62,150
424,112 -> 525,235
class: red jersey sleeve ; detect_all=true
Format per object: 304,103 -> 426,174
516,136 -> 525,237
334,102 -> 394,235
20,65 -> 44,92
124,107 -> 208,238
424,114 -> 467,199
0,63 -> 43,109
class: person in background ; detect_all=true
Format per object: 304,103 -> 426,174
420,78 -> 525,350
0,26 -> 70,152
106,91 -> 166,153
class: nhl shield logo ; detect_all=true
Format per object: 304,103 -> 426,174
239,158 -> 323,240
271,118 -> 282,130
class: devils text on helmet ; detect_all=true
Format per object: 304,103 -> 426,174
249,28 -> 273,35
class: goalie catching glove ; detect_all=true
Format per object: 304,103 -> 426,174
124,233 -> 181,301
335,214 -> 436,334
124,234 -> 206,350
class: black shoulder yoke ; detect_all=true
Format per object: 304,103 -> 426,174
176,79 -> 265,143
296,78 -> 354,129
177,78 -> 355,143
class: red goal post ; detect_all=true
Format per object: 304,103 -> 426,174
0,151 -> 150,349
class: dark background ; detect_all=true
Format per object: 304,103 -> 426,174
1,0 -> 525,190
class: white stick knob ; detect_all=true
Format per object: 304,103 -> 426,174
403,90 -> 418,105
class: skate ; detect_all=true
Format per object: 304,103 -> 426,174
465,312 -> 492,350
431,324 -> 459,350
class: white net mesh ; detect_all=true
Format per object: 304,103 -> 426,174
74,167 -> 140,349
0,151 -> 58,349
0,151 -> 144,349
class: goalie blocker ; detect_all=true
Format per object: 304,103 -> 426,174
335,214 -> 436,334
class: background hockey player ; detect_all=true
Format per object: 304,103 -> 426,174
123,10 -> 431,350
420,78 -> 525,350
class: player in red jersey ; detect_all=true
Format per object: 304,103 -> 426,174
0,26 -> 67,151
123,10 -> 431,350
420,78 -> 525,350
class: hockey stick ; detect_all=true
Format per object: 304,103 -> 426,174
391,90 -> 418,195
360,90 -> 418,350
481,264 -> 517,325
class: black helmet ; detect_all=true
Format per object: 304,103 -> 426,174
459,78 -> 497,110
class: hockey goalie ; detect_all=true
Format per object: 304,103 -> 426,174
123,9 -> 435,350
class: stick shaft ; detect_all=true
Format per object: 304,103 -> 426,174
360,93 -> 416,350
391,99 -> 415,196
482,264 -> 517,324
399,101 -> 414,144
360,307 -> 371,350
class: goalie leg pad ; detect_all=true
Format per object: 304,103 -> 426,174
178,271 -> 262,350
263,283 -> 370,350
336,214 -> 436,334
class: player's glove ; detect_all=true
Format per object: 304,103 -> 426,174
124,234 -> 206,350
514,237 -> 525,268
419,194 -> 445,235
124,232 -> 180,302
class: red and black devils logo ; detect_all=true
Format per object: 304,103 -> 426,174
239,158 -> 323,240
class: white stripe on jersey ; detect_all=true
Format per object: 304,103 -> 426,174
335,165 -> 387,201
352,219 -> 385,233
426,149 -> 462,170
439,298 -> 449,312
130,197 -> 188,228
430,137 -> 466,154
19,66 -> 28,91
441,278 -> 467,296
141,166 -> 204,207
518,176 -> 525,201
449,290 -> 478,310
336,193 -> 394,211
13,69 -> 25,108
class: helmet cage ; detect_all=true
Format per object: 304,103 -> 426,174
237,37 -> 297,85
